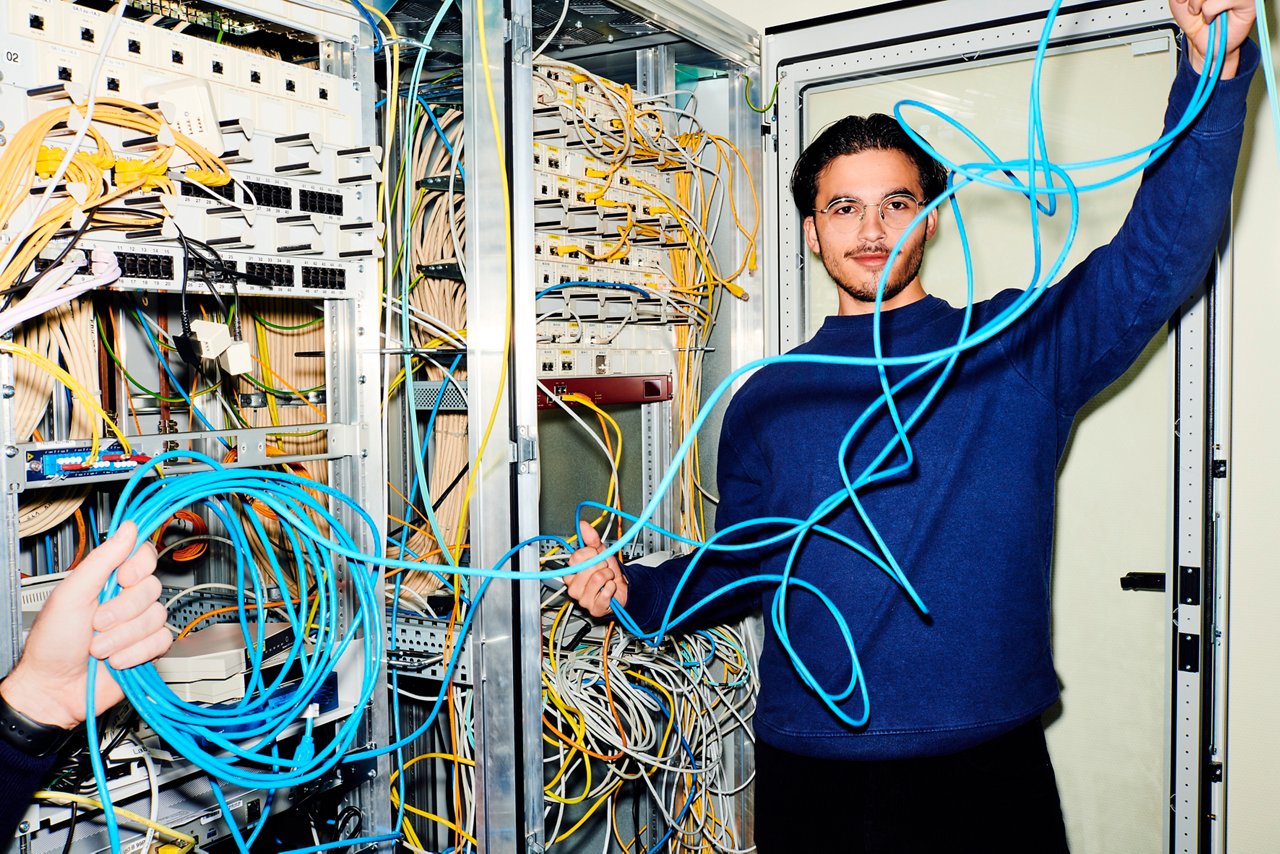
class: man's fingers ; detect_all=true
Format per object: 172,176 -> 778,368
106,626 -> 174,671
92,574 -> 162,632
588,580 -> 617,617
59,522 -> 140,601
113,540 -> 159,588
89,601 -> 168,661
564,564 -> 608,601
579,519 -> 603,549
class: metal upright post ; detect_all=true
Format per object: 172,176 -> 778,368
463,0 -> 527,849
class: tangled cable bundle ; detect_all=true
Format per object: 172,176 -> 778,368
86,450 -> 385,850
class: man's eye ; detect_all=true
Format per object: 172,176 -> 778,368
884,199 -> 912,212
832,203 -> 860,217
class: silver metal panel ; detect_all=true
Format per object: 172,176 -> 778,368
344,23 -> 393,839
606,0 -> 759,68
1208,225 -> 1233,854
639,400 -> 674,553
511,0 -> 551,848
1173,288 -> 1208,854
763,0 -> 1171,352
0,357 -> 19,677
463,0 -> 522,849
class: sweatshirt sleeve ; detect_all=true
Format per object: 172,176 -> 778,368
1000,37 -> 1257,416
0,738 -> 56,838
617,393 -> 774,634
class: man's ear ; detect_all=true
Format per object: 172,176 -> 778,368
803,215 -> 820,254
924,205 -> 939,242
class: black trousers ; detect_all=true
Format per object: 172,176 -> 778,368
754,720 -> 1070,853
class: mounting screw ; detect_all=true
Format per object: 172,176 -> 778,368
0,120 -> 5,131
4,446 -> 17,458
1,385 -> 13,398
17,821 -> 28,833
361,449 -> 368,459
358,375 -> 367,384
0,136 -> 7,147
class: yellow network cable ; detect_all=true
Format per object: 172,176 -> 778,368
389,751 -> 478,848
33,792 -> 196,853
0,340 -> 130,464
551,779 -> 625,844
0,99 -> 230,288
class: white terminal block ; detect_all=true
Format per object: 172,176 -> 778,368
219,340 -> 253,376
189,319 -> 232,360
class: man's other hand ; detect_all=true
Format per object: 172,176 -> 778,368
562,520 -> 628,618
1170,0 -> 1257,78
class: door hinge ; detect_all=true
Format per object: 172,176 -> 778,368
513,427 -> 537,471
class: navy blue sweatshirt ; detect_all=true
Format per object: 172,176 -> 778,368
620,41 -> 1256,760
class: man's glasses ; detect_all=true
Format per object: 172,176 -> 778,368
813,194 -> 926,232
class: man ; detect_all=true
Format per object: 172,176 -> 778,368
565,0 -> 1257,850
0,523 -> 171,835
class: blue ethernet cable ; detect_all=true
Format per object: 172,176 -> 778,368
82,4 -> 1250,848
536,280 -> 651,300
348,0 -> 383,53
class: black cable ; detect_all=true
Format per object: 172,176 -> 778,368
430,464 -> 470,512
331,806 -> 362,844
60,800 -> 79,854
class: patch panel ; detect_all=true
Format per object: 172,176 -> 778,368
300,265 -> 346,290
117,251 -> 176,280
20,444 -> 153,485
180,181 -> 236,202
244,261 -> 295,287
243,180 -> 293,210
298,188 -> 344,216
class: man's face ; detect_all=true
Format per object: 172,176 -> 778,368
802,148 -> 938,315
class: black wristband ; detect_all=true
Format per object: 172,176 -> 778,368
0,688 -> 77,758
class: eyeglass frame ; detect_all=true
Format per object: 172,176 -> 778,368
811,193 -> 929,231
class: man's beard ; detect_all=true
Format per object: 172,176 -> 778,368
820,237 -> 926,304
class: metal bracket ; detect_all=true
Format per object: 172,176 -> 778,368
514,427 -> 538,473
1120,571 -> 1166,592
507,14 -> 532,64
1178,632 -> 1201,673
1178,565 -> 1201,606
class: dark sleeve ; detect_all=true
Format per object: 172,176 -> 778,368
1000,38 -> 1257,416
0,738 -> 57,837
619,394 -> 773,634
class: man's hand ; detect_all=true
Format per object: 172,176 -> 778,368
1170,0 -> 1257,79
562,520 -> 628,618
0,522 -> 171,729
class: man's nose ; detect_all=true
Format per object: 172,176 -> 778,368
857,208 -> 886,240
